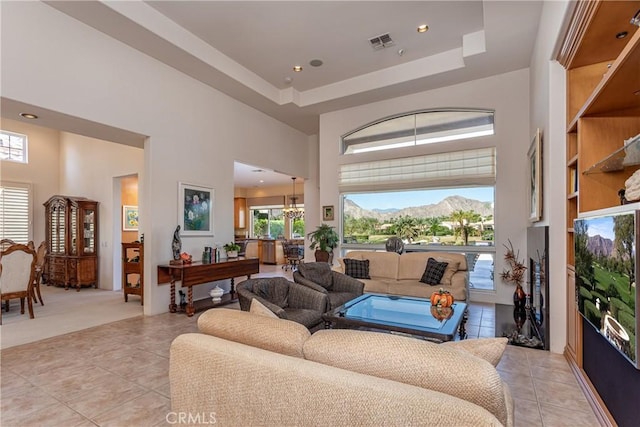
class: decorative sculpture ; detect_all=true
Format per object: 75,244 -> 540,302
172,225 -> 182,260
624,169 -> 640,202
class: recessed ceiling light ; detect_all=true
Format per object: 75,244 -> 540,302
616,31 -> 628,39
417,24 -> 429,33
293,65 -> 303,72
309,59 -> 323,67
259,180 -> 264,183
20,112 -> 38,119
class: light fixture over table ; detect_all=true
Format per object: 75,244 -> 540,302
284,177 -> 304,219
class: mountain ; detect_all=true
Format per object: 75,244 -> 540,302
344,195 -> 493,221
586,235 -> 614,257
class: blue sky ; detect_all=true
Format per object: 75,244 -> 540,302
585,216 -> 615,240
345,187 -> 494,210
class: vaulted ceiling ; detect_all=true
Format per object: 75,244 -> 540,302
47,1 -> 544,136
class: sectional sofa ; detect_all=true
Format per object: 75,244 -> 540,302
336,251 -> 469,301
170,309 -> 513,426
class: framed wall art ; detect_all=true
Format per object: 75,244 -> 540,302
322,205 -> 334,221
528,129 -> 542,222
178,182 -> 214,236
122,205 -> 139,231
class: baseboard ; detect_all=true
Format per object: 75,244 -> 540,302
564,350 -> 617,427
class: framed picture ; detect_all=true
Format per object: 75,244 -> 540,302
122,205 -> 139,231
178,182 -> 214,236
322,205 -> 334,221
528,129 -> 542,222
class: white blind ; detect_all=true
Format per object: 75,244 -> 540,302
339,147 -> 496,192
0,182 -> 31,244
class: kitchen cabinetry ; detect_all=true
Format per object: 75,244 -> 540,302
234,197 -> 247,229
558,1 -> 640,424
44,195 -> 99,291
122,242 -> 143,305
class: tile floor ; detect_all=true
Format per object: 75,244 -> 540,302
0,266 -> 601,427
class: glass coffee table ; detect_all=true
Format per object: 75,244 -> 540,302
323,293 -> 468,342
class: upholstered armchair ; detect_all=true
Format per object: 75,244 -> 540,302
293,262 -> 364,311
237,277 -> 328,329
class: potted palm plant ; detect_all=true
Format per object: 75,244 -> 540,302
307,224 -> 340,263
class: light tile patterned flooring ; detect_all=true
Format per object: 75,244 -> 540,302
1,266 -> 601,427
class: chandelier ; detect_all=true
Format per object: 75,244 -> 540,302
284,177 -> 304,219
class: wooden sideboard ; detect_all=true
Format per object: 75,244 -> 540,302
157,257 -> 259,316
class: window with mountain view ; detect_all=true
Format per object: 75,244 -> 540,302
339,109 -> 496,290
343,187 -> 494,246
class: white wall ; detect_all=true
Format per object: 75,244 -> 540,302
1,2 -> 310,314
529,0 -> 572,353
58,132 -> 144,291
319,69 -> 531,306
0,118 -> 60,245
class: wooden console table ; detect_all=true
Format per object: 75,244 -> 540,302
157,257 -> 259,316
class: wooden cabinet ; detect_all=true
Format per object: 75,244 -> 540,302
122,242 -> 143,305
558,2 -> 640,423
44,195 -> 99,291
234,197 -> 246,229
560,0 -> 640,362
565,267 -> 582,365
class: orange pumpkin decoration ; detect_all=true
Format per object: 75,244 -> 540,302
430,288 -> 454,308
430,305 -> 453,321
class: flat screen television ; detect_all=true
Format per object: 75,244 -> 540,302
574,206 -> 639,369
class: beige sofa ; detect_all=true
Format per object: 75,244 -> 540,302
170,309 -> 513,426
336,251 -> 469,301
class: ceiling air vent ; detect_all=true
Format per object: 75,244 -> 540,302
368,33 -> 394,50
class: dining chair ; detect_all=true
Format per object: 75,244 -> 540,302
282,241 -> 303,271
1,239 -> 18,311
0,243 -> 37,324
0,239 -> 16,251
32,241 -> 47,306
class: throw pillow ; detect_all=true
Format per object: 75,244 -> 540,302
420,258 -> 448,285
436,259 -> 460,286
249,298 -> 279,319
343,258 -> 371,279
443,337 -> 508,367
297,262 -> 333,289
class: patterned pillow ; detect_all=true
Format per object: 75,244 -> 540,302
344,258 -> 371,279
420,258 -> 448,285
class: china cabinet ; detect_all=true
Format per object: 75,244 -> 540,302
122,241 -> 143,304
44,195 -> 99,291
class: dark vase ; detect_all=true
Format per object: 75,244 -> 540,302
513,284 -> 526,309
314,250 -> 333,264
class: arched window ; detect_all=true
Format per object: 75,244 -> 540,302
339,109 -> 496,291
342,109 -> 494,155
